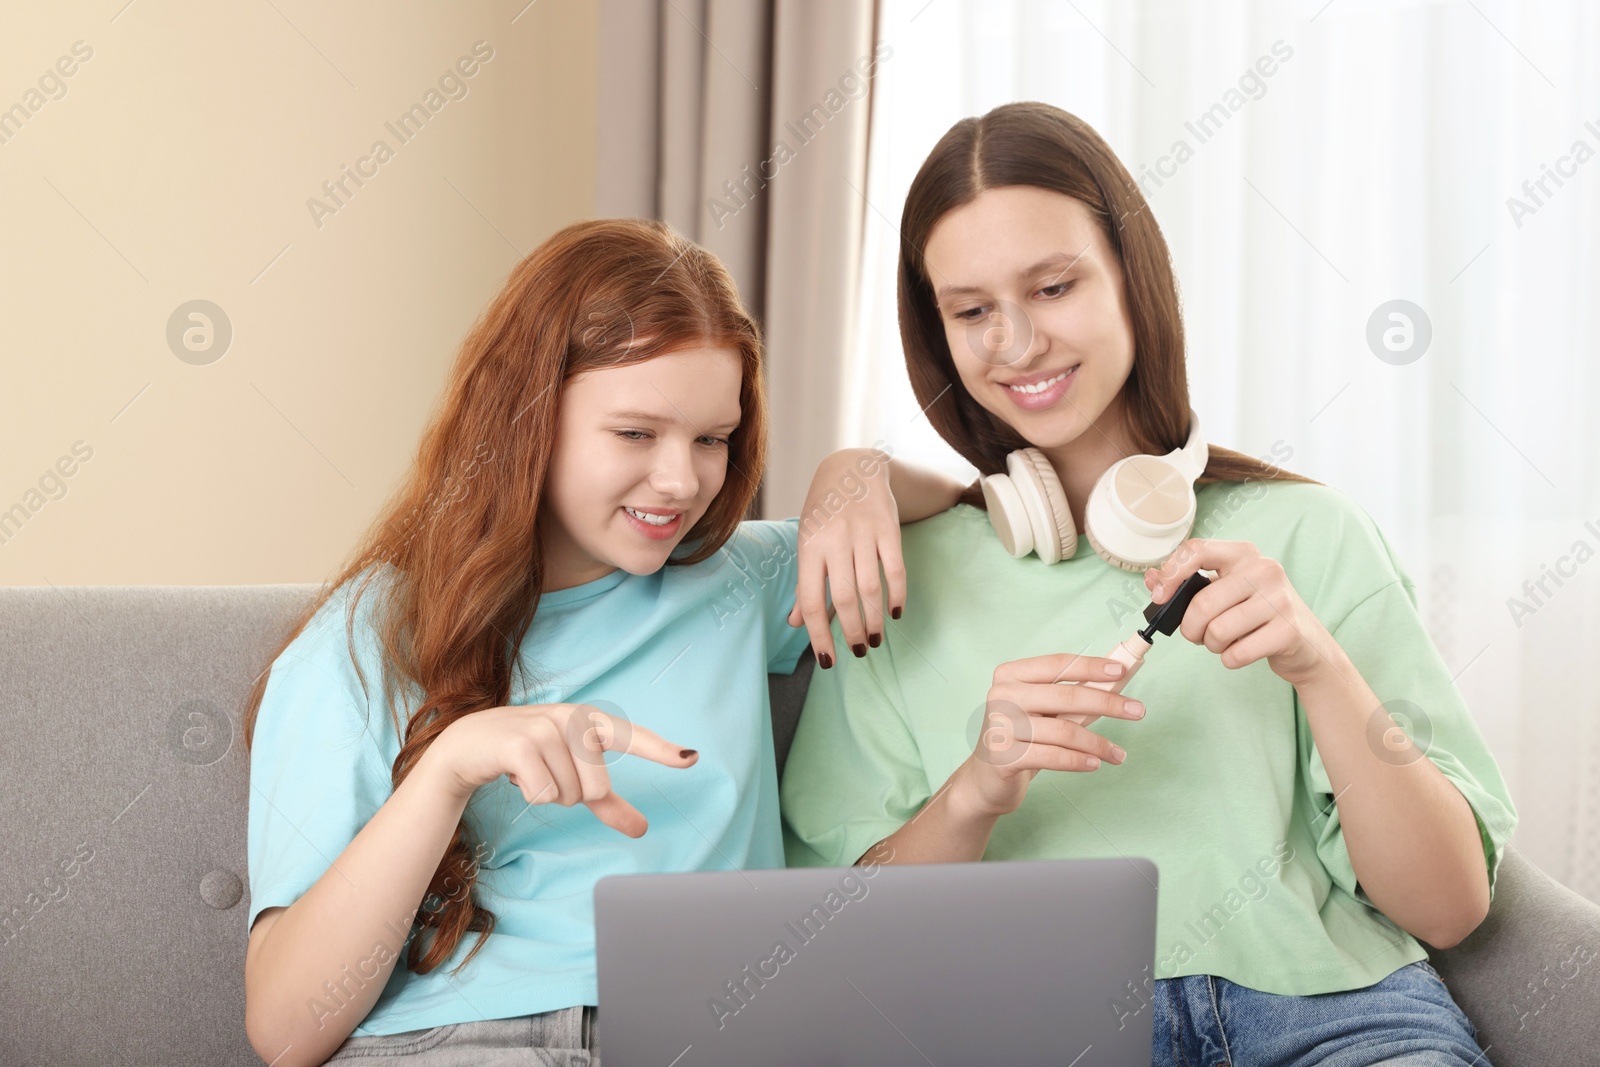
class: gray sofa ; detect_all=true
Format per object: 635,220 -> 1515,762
2,584 -> 1597,1066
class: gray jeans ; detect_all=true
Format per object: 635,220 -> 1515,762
324,1005 -> 599,1066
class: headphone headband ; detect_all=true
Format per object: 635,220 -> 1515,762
1169,411 -> 1207,480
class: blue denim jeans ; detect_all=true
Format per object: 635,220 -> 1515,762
324,1005 -> 598,1065
1153,960 -> 1490,1066
321,962 -> 1483,1066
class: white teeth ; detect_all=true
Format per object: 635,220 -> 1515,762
625,507 -> 675,526
1008,369 -> 1072,394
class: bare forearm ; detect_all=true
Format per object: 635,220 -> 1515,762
1297,654 -> 1490,948
858,762 -> 1003,865
885,456 -> 967,523
245,754 -> 471,1067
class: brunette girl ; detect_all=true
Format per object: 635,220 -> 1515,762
782,102 -> 1515,1066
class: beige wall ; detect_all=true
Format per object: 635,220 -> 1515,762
0,0 -> 598,585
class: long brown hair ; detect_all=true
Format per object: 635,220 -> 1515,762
897,101 -> 1316,505
243,218 -> 768,975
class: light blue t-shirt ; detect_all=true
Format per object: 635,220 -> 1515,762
246,519 -> 810,1036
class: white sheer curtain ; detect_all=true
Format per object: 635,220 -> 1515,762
849,0 -> 1600,902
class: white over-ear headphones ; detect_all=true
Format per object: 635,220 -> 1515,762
981,409 -> 1209,571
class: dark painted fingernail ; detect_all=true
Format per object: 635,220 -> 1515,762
818,652 -> 833,669
891,606 -> 902,619
852,643 -> 867,658
868,632 -> 882,648
680,749 -> 697,759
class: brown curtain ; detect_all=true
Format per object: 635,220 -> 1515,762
597,0 -> 878,517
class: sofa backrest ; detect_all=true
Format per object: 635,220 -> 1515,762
3,585 -> 321,1065
0,584 -> 813,1066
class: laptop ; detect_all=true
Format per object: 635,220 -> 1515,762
595,856 -> 1158,1066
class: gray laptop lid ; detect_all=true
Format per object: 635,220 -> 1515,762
595,856 -> 1158,1067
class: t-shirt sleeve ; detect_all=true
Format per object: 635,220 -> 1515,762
725,518 -> 812,675
246,606 -> 397,932
780,618 -> 932,868
1292,499 -> 1518,911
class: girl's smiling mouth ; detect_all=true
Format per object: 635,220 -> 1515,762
622,506 -> 683,539
1002,364 -> 1079,410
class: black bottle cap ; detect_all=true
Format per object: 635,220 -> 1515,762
1138,571 -> 1212,642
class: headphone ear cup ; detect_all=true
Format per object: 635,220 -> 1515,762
1013,449 -> 1077,564
981,472 -> 1035,557
1083,455 -> 1197,570
1084,524 -> 1151,573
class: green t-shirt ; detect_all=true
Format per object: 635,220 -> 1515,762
779,480 -> 1517,996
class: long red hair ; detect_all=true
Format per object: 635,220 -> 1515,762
244,218 -> 768,975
